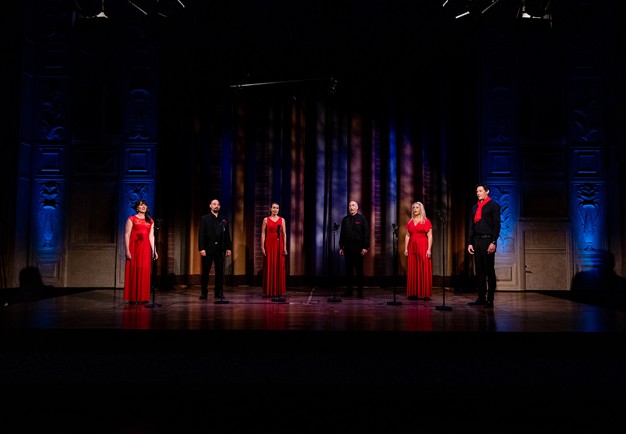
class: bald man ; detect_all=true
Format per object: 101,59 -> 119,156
339,201 -> 370,298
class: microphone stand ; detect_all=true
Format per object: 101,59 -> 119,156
272,223 -> 286,303
388,223 -> 402,306
436,211 -> 452,311
327,223 -> 341,303
145,218 -> 162,309
215,219 -> 230,305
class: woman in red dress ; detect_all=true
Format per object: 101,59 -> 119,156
123,200 -> 158,304
404,201 -> 433,300
261,202 -> 288,297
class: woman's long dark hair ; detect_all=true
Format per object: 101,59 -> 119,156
134,199 -> 153,224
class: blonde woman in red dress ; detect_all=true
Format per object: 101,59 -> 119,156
123,200 -> 158,304
404,201 -> 433,300
261,202 -> 288,297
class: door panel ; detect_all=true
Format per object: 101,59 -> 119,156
522,222 -> 572,290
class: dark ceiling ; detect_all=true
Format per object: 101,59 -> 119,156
69,0 -> 547,88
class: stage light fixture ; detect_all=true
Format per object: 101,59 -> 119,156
74,0 -> 108,19
518,0 -> 552,20
444,0 -> 504,20
127,0 -> 186,18
481,0 -> 500,14
517,0 -> 553,28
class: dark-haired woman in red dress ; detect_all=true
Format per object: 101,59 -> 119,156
404,201 -> 433,300
123,200 -> 157,304
261,203 -> 288,297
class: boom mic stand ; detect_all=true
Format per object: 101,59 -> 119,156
145,218 -> 162,309
215,219 -> 230,305
327,222 -> 341,303
436,211 -> 452,311
272,223 -> 286,303
388,223 -> 402,306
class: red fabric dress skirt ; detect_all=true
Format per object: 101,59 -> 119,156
262,217 -> 286,297
405,218 -> 433,298
123,215 -> 153,303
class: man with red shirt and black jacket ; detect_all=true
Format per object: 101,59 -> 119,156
467,183 -> 501,308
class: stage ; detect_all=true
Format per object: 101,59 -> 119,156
2,286 -> 625,433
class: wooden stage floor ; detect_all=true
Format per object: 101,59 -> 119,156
2,284 -> 626,332
2,285 -> 625,433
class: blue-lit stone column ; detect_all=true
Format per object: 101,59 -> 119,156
116,59 -> 158,288
480,36 -> 521,290
569,77 -> 607,273
24,1 -> 72,287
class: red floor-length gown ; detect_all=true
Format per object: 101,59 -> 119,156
123,215 -> 153,302
262,217 -> 286,297
405,218 -> 433,298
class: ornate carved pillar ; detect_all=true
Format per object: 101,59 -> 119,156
24,1 -> 72,286
479,23 -> 521,290
117,48 -> 158,288
566,7 -> 608,273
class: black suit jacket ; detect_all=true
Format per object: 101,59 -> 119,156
198,213 -> 233,255
339,213 -> 370,251
468,199 -> 501,246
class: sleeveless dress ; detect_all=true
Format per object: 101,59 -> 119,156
405,217 -> 433,298
262,217 -> 286,297
123,215 -> 153,302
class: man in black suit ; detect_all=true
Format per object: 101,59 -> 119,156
339,200 -> 370,298
198,199 -> 232,299
467,183 -> 501,308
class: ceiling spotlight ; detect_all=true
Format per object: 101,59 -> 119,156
445,0 -> 503,20
518,0 -> 552,20
127,0 -> 187,18
74,0 -> 108,19
128,0 -> 148,15
481,0 -> 500,14
517,0 -> 553,28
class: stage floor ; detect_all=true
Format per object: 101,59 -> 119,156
2,286 -> 625,433
2,285 -> 625,332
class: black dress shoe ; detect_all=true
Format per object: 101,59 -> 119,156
199,294 -> 208,300
468,299 -> 487,306
484,301 -> 494,308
